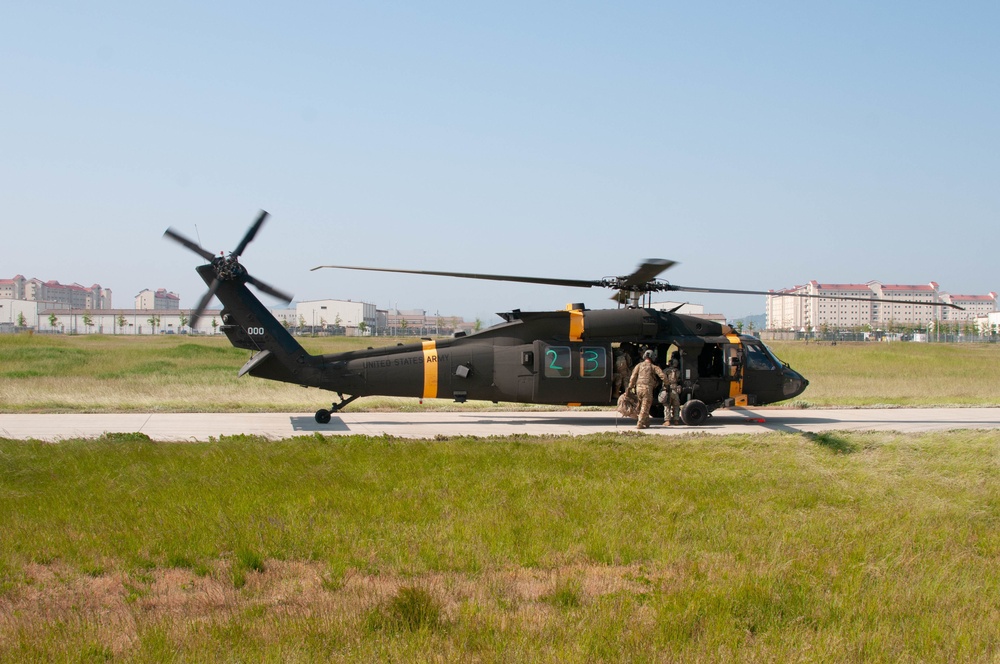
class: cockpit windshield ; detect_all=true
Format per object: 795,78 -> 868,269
763,344 -> 788,368
744,342 -> 776,371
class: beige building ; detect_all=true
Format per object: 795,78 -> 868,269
0,275 -> 111,309
941,294 -> 999,321
766,280 -> 997,331
135,288 -> 181,310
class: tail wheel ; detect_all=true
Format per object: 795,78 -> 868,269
680,399 -> 709,426
315,409 -> 332,424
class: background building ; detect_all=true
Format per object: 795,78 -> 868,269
135,288 -> 181,310
766,280 -> 997,332
385,308 -> 477,336
1,275 -> 111,308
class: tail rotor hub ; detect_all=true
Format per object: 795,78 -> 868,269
164,210 -> 293,328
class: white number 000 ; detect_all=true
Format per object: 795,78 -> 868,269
247,327 -> 265,336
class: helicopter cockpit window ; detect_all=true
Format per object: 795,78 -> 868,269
543,346 -> 572,378
763,344 -> 787,368
579,347 -> 607,378
744,342 -> 777,371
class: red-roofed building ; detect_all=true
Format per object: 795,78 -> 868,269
940,293 -> 998,320
3,275 -> 112,308
766,280 -> 996,331
135,288 -> 181,310
0,275 -> 27,300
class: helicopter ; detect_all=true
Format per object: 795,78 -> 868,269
164,212 -> 963,426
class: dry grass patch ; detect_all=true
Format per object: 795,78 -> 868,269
1,561 -> 658,658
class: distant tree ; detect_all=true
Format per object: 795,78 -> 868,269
211,317 -> 218,334
474,318 -> 483,333
147,314 -> 160,333
400,319 -> 409,335
16,312 -> 26,328
282,319 -> 290,330
358,321 -> 368,336
48,313 -> 59,330
298,315 -> 306,334
179,313 -> 189,331
82,313 -> 94,333
117,314 -> 127,334
735,321 -> 744,333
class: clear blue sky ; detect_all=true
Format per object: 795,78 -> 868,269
3,2 -> 997,323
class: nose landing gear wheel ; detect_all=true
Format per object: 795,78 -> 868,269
315,409 -> 332,424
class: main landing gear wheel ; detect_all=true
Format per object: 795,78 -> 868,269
315,409 -> 332,424
680,399 -> 709,426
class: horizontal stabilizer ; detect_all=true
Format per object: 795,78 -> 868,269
238,349 -> 272,377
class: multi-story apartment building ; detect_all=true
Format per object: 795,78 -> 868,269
940,294 -> 999,321
1,275 -> 112,309
135,288 -> 181,310
766,280 -> 996,331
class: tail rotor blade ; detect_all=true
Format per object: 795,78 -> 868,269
232,210 -> 269,258
246,274 -> 293,304
164,227 -> 215,262
189,278 -> 221,329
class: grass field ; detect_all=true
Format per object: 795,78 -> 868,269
3,333 -> 1000,661
2,333 -> 1000,412
2,431 -> 999,661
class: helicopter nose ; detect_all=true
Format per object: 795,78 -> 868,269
782,369 -> 808,399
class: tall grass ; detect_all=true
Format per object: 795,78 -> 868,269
2,431 -> 1000,660
3,334 -> 1000,412
770,340 -> 1000,406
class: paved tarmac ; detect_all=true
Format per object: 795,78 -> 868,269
2,407 -> 1000,441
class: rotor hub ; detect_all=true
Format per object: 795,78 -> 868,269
214,254 -> 248,282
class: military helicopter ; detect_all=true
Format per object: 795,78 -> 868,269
164,212 -> 963,426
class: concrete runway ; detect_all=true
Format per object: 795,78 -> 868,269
2,407 -> 1000,441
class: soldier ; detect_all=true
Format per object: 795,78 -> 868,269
664,356 -> 682,425
612,344 -> 633,396
628,349 -> 667,429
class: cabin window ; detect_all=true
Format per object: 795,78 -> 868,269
745,343 -> 777,371
580,347 -> 607,378
543,346 -> 572,378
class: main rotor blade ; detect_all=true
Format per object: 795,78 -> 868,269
232,210 -> 269,258
189,278 -> 221,329
621,259 -> 677,289
666,284 -> 965,310
246,274 -> 293,304
311,264 -> 603,289
163,227 -> 215,262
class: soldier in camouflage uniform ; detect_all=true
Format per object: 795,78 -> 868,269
628,349 -> 667,429
612,344 -> 633,396
663,356 -> 682,425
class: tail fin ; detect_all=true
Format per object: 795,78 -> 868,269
197,264 -> 314,384
165,212 -> 316,386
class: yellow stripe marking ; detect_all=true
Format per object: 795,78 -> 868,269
421,340 -> 438,399
567,306 -> 584,342
725,334 -> 748,406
